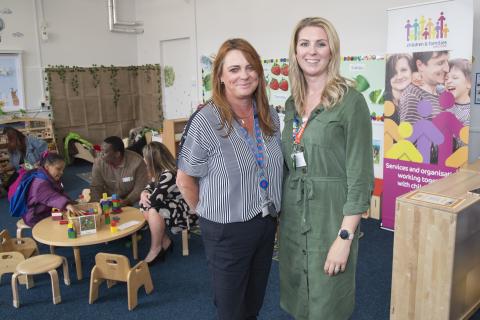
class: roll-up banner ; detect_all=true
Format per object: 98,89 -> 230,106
382,0 -> 473,230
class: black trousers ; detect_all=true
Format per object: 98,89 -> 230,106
199,213 -> 277,320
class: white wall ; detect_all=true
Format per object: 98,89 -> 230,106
0,0 -> 138,110
39,0 -> 138,66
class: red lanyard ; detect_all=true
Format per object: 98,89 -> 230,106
292,116 -> 308,145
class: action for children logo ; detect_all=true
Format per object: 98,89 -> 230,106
404,12 -> 448,49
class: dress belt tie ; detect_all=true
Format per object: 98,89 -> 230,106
289,175 -> 345,234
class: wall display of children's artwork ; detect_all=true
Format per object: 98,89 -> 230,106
340,56 -> 386,121
340,56 -> 386,179
0,51 -> 24,112
79,215 -> 97,236
201,54 -> 214,103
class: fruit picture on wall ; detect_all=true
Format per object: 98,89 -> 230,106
263,58 -> 290,112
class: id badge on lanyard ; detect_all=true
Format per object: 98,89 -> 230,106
292,117 -> 307,169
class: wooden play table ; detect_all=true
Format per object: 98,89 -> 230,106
32,207 -> 146,280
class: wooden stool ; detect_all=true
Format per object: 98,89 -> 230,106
16,219 -> 31,239
0,229 -> 39,259
89,253 -> 153,310
0,251 -> 26,285
11,254 -> 70,308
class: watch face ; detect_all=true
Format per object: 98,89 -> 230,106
339,229 -> 349,240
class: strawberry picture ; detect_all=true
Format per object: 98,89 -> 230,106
281,63 -> 289,76
271,63 -> 281,76
279,79 -> 289,91
269,78 -> 279,90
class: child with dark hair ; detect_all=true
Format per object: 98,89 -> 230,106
139,142 -> 197,264
20,152 -> 80,227
0,126 -> 48,191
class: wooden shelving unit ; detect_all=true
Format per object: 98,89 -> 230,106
162,118 -> 188,158
0,117 -> 58,175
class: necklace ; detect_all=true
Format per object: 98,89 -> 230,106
234,107 -> 253,127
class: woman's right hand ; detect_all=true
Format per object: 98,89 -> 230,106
139,190 -> 151,207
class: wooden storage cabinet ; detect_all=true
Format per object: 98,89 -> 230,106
162,118 -> 188,158
390,170 -> 480,320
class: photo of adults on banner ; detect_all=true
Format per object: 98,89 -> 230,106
382,0 -> 473,230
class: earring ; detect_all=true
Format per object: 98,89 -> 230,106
220,81 -> 224,84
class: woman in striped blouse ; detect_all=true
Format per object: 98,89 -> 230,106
176,38 -> 283,320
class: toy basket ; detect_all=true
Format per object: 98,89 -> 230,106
67,202 -> 102,236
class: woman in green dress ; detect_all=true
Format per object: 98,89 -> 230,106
279,17 -> 374,320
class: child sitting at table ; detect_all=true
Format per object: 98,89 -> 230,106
19,152 -> 80,227
139,142 -> 197,264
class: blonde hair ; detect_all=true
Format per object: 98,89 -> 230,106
211,38 -> 275,136
288,17 -> 353,114
142,142 -> 177,181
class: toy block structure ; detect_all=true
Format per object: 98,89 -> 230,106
368,178 -> 384,220
89,253 -> 154,311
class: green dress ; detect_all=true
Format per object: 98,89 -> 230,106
279,88 -> 374,320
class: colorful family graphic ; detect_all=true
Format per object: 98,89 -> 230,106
384,91 -> 469,168
404,12 -> 449,41
384,51 -> 471,168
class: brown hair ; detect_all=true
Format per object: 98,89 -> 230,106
289,17 -> 353,113
142,142 -> 177,181
211,38 -> 275,136
448,58 -> 472,81
3,127 -> 26,154
384,53 -> 414,102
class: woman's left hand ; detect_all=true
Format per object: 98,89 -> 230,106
324,238 -> 352,277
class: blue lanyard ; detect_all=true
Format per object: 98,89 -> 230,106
238,112 -> 269,191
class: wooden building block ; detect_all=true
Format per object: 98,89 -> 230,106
368,195 -> 381,220
390,170 -> 480,320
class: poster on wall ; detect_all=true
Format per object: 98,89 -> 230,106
262,58 -> 290,112
382,0 -> 473,230
201,54 -> 214,103
340,57 -> 385,178
0,52 -> 24,112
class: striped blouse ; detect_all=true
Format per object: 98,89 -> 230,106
448,103 -> 470,126
177,101 -> 283,224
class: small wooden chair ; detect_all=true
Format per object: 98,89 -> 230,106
16,219 -> 31,239
0,229 -> 39,259
11,254 -> 70,308
89,253 -> 154,311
